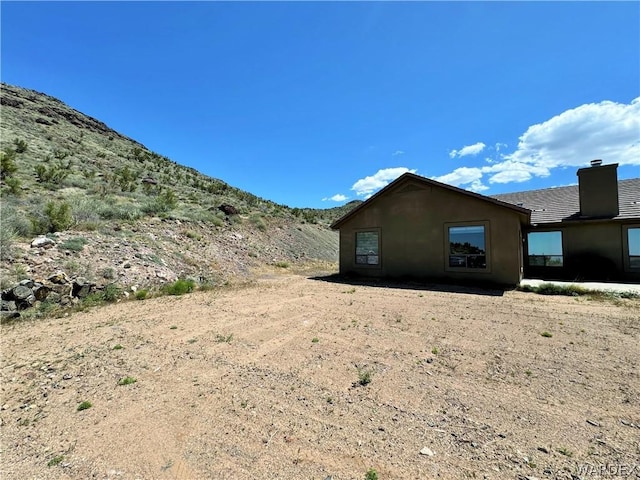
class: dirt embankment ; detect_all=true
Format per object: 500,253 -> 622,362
2,217 -> 338,293
1,274 -> 638,479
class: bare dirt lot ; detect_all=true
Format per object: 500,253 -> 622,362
1,273 -> 639,480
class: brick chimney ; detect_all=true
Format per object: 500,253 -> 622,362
576,161 -> 619,217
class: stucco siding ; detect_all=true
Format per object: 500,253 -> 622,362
525,221 -> 640,282
338,180 -> 525,285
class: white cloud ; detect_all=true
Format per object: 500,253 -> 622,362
392,150 -> 405,156
494,142 -> 508,152
432,166 -> 482,186
468,180 -> 489,193
481,160 -> 550,184
467,180 -> 489,193
449,142 -> 486,158
435,97 -> 639,191
506,97 -> 640,168
351,167 -> 417,197
322,193 -> 348,202
432,168 -> 489,193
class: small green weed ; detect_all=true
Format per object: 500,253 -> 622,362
170,325 -> 178,330
357,368 -> 373,386
13,138 -> 28,153
10,263 -> 29,282
557,447 -> 573,457
184,230 -> 202,241
37,300 -> 57,316
118,376 -> 137,386
113,344 -> 124,350
58,237 -> 88,252
540,331 -> 553,338
79,292 -> 104,309
525,370 -> 532,376
311,337 -> 319,343
101,267 -> 116,279
431,347 -> 439,355
163,279 -> 195,296
77,284 -> 121,310
365,468 -> 379,480
249,213 -> 267,231
274,261 -> 289,268
47,455 -> 64,467
102,283 -> 121,302
77,401 -> 92,411
135,289 -> 149,300
215,333 -> 233,343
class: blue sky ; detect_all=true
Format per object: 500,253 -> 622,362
1,1 -> 638,208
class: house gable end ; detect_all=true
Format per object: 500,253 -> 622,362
331,173 -> 530,230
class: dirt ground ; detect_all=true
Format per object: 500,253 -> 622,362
1,272 -> 639,480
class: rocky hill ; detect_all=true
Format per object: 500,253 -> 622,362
0,83 -> 354,319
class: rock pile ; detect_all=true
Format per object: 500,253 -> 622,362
1,271 -> 96,322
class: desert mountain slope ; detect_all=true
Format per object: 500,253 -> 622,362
0,83 -> 353,301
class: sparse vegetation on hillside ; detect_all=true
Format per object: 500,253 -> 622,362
0,83 -> 357,237
0,83 -> 352,308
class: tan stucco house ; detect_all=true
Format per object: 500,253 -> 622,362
331,162 -> 640,286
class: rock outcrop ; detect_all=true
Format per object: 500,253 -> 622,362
0,272 -> 98,322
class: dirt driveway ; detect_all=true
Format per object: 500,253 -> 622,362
1,273 -> 639,480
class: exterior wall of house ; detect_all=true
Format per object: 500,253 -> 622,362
337,180 -> 526,286
525,221 -> 640,282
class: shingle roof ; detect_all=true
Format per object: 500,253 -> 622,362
492,178 -> 640,225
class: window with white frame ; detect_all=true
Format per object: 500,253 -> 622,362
355,231 -> 379,265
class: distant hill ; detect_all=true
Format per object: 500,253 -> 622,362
0,83 -> 356,226
0,83 -> 359,300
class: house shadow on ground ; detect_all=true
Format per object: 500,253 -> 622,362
308,274 -> 508,297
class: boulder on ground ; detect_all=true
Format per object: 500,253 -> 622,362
1,300 -> 17,311
218,204 -> 238,215
12,285 -> 32,301
72,278 -> 96,298
31,236 -> 55,249
47,271 -> 70,284
32,283 -> 51,301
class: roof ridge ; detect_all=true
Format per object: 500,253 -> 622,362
492,177 -> 639,198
